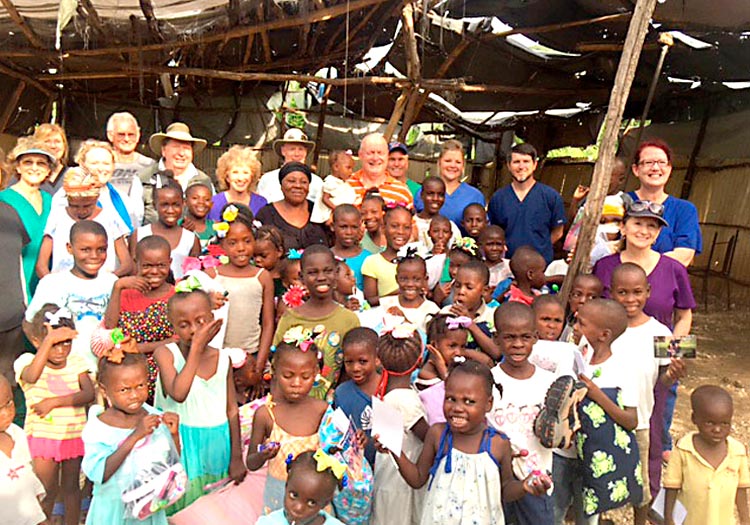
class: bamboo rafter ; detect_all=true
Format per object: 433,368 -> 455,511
0,0 -> 43,49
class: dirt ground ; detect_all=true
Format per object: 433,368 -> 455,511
602,306 -> 750,524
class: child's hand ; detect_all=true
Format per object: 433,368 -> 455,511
134,414 -> 162,440
257,440 -> 281,461
117,276 -> 151,294
522,470 -> 552,496
44,325 -> 78,346
447,302 -> 471,319
210,291 -> 227,309
372,434 -> 391,455
161,412 -> 180,435
192,319 -> 223,351
664,358 -> 687,384
182,216 -> 196,231
229,456 -> 247,484
355,429 -> 368,451
345,297 -> 361,311
573,185 -> 589,201
426,344 -> 449,379
438,282 -> 452,297
31,398 -> 58,418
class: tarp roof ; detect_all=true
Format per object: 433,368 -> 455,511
0,0 -> 747,151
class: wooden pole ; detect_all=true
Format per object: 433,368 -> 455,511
384,88 -> 409,141
629,32 -> 674,165
0,0 -> 44,49
680,103 -> 712,200
560,0 -> 659,303
312,85 -> 331,169
396,1 -> 422,142
0,80 -> 25,132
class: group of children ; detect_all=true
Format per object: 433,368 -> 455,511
5,165 -> 749,525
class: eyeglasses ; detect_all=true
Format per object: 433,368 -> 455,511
627,200 -> 664,216
638,160 -> 670,169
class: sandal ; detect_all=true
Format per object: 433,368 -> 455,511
534,375 -> 588,449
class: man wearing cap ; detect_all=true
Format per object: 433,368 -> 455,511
139,122 -> 214,224
348,133 -> 413,207
387,141 -> 421,198
487,142 -> 566,264
256,128 -> 323,204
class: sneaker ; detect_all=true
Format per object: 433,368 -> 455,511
534,375 -> 588,449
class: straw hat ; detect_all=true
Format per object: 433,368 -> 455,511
272,128 -> 315,157
149,122 -> 207,155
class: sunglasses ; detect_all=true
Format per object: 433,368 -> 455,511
627,200 -> 664,216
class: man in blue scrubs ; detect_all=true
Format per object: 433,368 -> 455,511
487,143 -> 566,264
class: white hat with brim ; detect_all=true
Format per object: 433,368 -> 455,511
16,147 -> 56,166
149,122 -> 207,156
272,127 -> 315,157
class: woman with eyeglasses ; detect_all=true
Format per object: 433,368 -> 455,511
627,140 -> 701,266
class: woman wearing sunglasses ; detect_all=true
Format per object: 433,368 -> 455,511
592,195 -> 695,513
626,140 -> 701,267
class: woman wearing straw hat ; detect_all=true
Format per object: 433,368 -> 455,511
0,137 -> 56,297
139,122 -> 214,224
256,128 -> 323,204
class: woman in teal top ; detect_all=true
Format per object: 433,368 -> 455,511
0,137 -> 55,298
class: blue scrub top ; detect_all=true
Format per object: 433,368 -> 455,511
626,192 -> 702,254
414,181 -> 485,226
488,182 -> 566,264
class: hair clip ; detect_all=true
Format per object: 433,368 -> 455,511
282,284 -> 308,308
312,449 -> 347,480
453,356 -> 467,364
101,329 -> 138,363
182,255 -> 221,274
385,201 -> 409,209
282,326 -> 315,352
285,453 -> 294,466
286,249 -> 303,261
222,205 -> 239,222
213,221 -> 230,238
252,220 -> 263,230
175,275 -> 203,293
452,237 -> 478,256
446,316 -> 472,330
45,308 -> 73,326
344,149 -> 353,155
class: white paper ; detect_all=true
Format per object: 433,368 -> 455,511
332,407 -> 351,435
371,396 -> 404,457
651,488 -> 687,525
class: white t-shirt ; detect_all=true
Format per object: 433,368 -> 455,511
43,207 -> 129,274
257,168 -> 323,204
488,364 -> 556,475
310,175 -> 357,223
0,424 -> 46,525
25,270 -> 117,370
488,259 -> 513,288
413,215 -> 461,253
379,295 -> 440,334
425,253 -> 447,290
612,318 -> 672,430
530,339 -> 580,378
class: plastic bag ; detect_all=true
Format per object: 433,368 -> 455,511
318,408 -> 373,525
119,423 -> 187,520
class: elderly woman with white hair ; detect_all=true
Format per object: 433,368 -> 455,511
51,139 -> 141,232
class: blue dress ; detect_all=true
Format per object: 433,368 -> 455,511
82,405 -> 170,525
154,343 -> 231,513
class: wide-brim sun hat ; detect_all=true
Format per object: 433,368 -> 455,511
149,122 -> 207,156
272,127 -> 315,157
